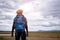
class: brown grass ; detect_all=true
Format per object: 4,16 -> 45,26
0,32 -> 60,40
0,31 -> 11,34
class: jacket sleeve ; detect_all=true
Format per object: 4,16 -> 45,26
11,18 -> 16,36
25,18 -> 28,32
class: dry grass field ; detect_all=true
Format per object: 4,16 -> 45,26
0,32 -> 60,40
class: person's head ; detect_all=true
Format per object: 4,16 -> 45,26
16,9 -> 23,15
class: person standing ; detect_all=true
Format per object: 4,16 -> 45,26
11,9 -> 28,40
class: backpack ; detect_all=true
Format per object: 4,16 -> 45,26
14,15 -> 26,30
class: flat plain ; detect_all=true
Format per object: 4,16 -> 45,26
0,32 -> 60,40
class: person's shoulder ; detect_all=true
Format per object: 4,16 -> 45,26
22,15 -> 25,17
22,15 -> 27,20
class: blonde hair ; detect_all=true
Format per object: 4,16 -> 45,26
16,9 -> 23,14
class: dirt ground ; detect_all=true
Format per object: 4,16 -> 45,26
0,32 -> 60,40
0,36 -> 60,40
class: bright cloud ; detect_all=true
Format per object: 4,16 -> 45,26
0,0 -> 60,31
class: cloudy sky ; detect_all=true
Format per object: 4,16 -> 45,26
0,0 -> 60,31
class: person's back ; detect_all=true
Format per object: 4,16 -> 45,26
11,9 -> 28,40
15,15 -> 25,30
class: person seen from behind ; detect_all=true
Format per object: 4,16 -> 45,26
11,9 -> 28,40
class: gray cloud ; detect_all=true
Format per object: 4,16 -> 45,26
0,0 -> 21,13
41,23 -> 60,27
0,0 -> 60,31
43,0 -> 60,19
0,0 -> 35,31
0,15 -> 12,20
31,0 -> 60,19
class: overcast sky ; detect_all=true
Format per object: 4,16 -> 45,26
0,0 -> 60,31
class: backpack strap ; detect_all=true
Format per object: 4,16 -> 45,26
22,15 -> 27,28
22,15 -> 25,22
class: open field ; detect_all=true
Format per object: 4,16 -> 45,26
0,32 -> 60,40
